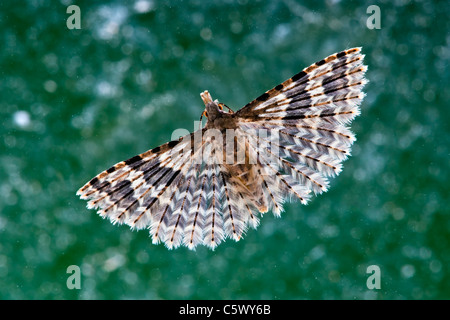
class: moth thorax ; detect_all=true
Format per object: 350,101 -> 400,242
201,90 -> 222,121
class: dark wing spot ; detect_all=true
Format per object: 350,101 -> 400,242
106,166 -> 116,174
168,140 -> 180,148
316,59 -> 326,66
89,176 -> 99,186
275,84 -> 284,91
167,169 -> 181,186
337,51 -> 346,58
100,181 -> 111,189
291,71 -> 307,82
125,155 -> 142,166
152,146 -> 161,153
256,92 -> 270,102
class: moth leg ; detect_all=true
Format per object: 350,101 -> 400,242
218,103 -> 234,114
199,110 -> 208,129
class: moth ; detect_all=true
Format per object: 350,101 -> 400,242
77,47 -> 367,250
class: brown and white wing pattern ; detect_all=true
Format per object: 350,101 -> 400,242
77,129 -> 205,249
77,129 -> 244,250
77,47 -> 367,250
235,47 -> 367,209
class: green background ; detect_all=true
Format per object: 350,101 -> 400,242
0,0 -> 448,299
